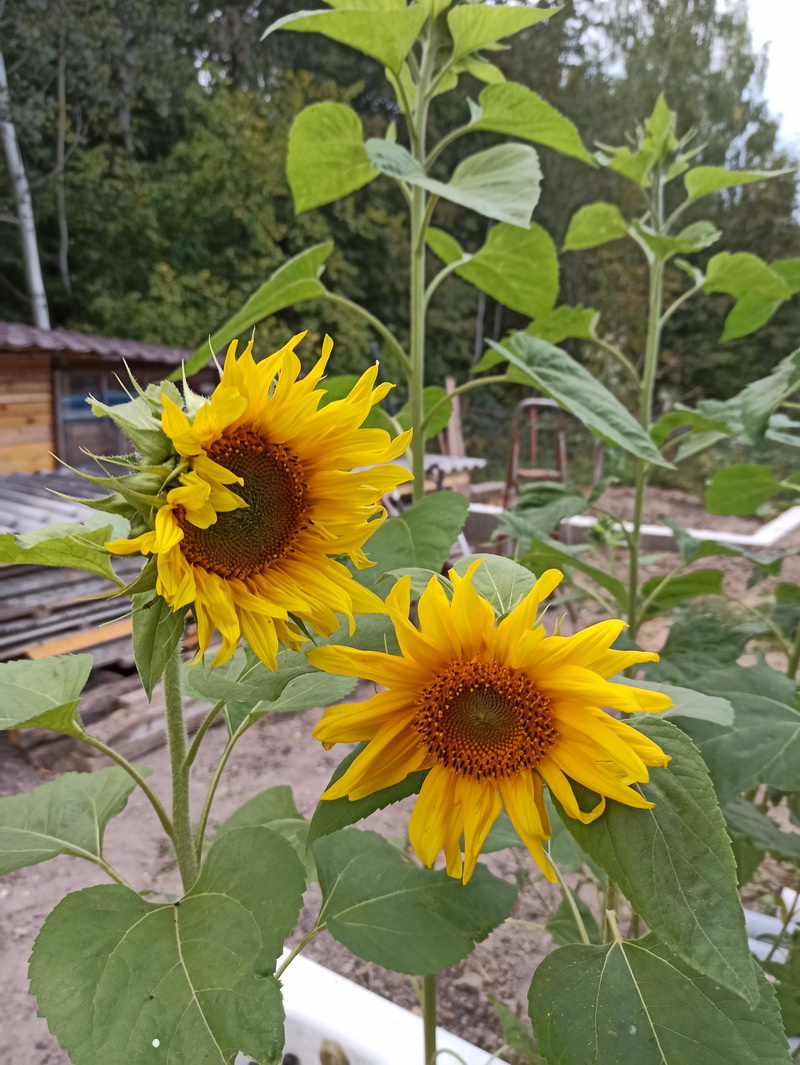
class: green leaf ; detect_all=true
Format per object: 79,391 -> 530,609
263,7 -> 426,73
178,242 -> 333,378
457,222 -> 558,318
487,995 -> 544,1064
447,4 -> 559,60
771,259 -> 800,294
30,826 -> 306,1065
287,103 -> 377,212
383,567 -> 449,600
602,143 -> 657,187
450,554 -> 536,616
724,797 -> 800,862
359,492 -> 469,592
395,385 -> 453,440
703,252 -> 791,342
132,591 -> 185,700
308,743 -> 427,844
631,219 -> 721,259
0,767 -> 143,876
705,464 -> 784,515
0,522 -> 120,583
545,894 -> 601,947
520,535 -> 627,606
217,786 -> 313,880
0,654 -> 91,734
224,672 -> 359,735
468,81 -> 594,164
559,717 -> 759,1005
640,568 -> 724,618
680,664 -> 800,799
617,678 -> 734,726
88,394 -> 170,462
366,139 -> 542,227
313,828 -> 517,973
685,164 -> 795,202
651,409 -> 729,448
526,304 -> 598,345
530,936 -> 791,1065
488,334 -> 671,467
426,227 -> 463,266
563,202 -> 628,250
645,615 -> 750,684
734,349 -> 800,440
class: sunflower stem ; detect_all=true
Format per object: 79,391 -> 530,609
553,861 -> 591,946
164,641 -> 199,891
407,18 -> 437,503
627,174 -> 666,643
603,878 -> 621,944
423,972 -> 438,1065
787,618 -> 800,679
79,732 -> 174,842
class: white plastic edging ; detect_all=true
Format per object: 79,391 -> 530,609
235,952 -> 508,1065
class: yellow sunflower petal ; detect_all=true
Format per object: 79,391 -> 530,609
408,765 -> 458,870
460,777 -> 503,884
495,568 -> 563,659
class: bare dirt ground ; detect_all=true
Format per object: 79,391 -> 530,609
3,485 -> 800,1064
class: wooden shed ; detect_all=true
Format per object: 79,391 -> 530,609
0,321 -> 203,473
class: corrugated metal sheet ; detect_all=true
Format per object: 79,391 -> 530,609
0,320 -> 192,365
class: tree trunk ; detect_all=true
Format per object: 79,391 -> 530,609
0,50 -> 50,329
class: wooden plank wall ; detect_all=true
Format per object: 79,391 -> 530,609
0,351 -> 56,473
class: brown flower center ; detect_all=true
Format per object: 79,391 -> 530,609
176,428 -> 309,579
413,659 -> 556,779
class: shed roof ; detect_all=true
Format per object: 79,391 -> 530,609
0,320 -> 192,365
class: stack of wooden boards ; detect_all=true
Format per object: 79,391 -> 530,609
1,470 -> 214,768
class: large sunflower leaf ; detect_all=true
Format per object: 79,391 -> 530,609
262,7 -> 425,73
0,523 -> 119,582
468,81 -> 593,164
679,662 -> 800,799
29,827 -> 306,1065
366,139 -> 541,227
483,334 -> 670,466
178,242 -> 333,378
287,103 -> 377,212
217,786 -> 314,881
705,464 -> 785,515
358,491 -> 469,592
558,717 -> 759,1005
450,554 -> 536,616
447,4 -> 558,59
458,223 -> 558,318
529,936 -> 790,1065
313,828 -> 517,974
0,767 -> 143,876
685,165 -> 794,202
0,654 -> 91,735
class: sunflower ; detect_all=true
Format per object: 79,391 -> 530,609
308,563 -> 672,884
106,334 -> 411,667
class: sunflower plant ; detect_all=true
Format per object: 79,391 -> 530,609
0,3 -> 796,1065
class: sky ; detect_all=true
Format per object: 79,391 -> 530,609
744,0 -> 800,155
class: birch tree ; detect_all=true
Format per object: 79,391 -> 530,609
0,49 -> 49,329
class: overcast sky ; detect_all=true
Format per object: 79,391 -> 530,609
744,0 -> 800,154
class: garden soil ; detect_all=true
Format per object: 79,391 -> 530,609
3,486 -> 800,1064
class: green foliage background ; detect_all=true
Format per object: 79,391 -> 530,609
1,0 -> 799,394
